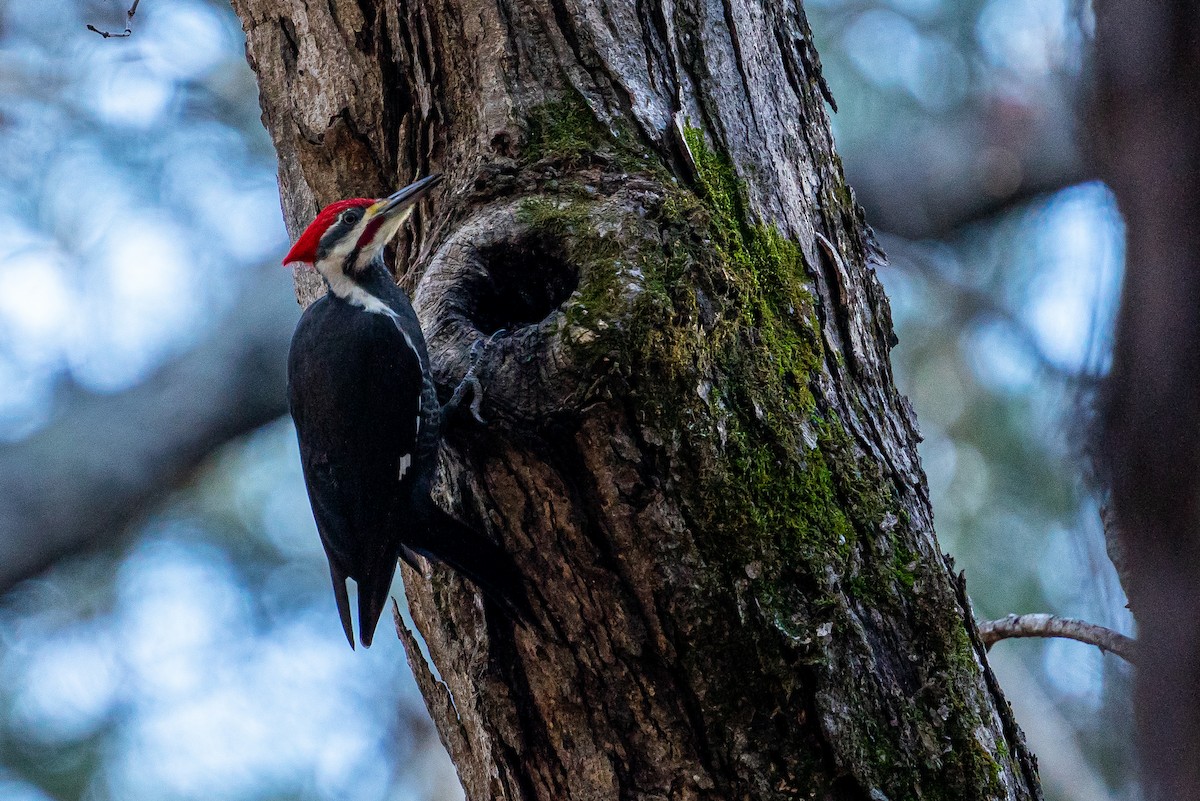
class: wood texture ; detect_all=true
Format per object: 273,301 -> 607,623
230,0 -> 1043,797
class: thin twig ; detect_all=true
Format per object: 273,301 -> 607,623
979,613 -> 1136,664
87,0 -> 141,38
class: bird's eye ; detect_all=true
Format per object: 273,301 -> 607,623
340,209 -> 362,225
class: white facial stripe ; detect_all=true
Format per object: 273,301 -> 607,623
398,454 -> 412,480
356,208 -> 412,271
324,220 -> 362,270
324,270 -> 393,315
315,205 -> 418,293
314,210 -> 394,314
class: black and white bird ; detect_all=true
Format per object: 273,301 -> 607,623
283,174 -> 530,648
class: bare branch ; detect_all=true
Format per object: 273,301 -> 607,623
848,94 -> 1089,240
87,0 -> 142,38
979,613 -> 1136,664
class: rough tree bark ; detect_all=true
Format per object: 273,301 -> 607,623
230,0 -> 1041,798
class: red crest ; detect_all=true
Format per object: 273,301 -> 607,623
282,198 -> 375,266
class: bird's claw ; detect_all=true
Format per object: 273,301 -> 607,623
456,362 -> 485,424
466,378 -> 486,424
444,330 -> 507,424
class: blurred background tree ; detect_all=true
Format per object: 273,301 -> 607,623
0,1 -> 1132,800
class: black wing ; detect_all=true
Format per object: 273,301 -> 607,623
288,296 -> 425,647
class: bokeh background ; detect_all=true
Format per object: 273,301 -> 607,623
0,1 -> 1132,799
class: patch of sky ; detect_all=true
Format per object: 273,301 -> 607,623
976,0 -> 1081,78
10,622 -> 122,745
885,0 -> 943,22
0,0 -> 283,433
842,9 -> 968,111
219,419 -> 322,559
0,249 -> 76,370
134,1 -> 235,82
0,776 -> 54,801
68,216 -> 203,392
1042,637 -> 1105,708
0,356 -> 53,440
94,532 -> 416,801
85,64 -> 176,128
963,318 -> 1041,395
1023,183 -> 1123,374
162,143 -> 288,264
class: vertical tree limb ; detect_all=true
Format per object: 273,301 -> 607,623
1091,2 -> 1200,797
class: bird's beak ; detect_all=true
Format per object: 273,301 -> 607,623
367,173 -> 443,220
353,173 -> 443,259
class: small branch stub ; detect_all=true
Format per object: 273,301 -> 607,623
979,613 -> 1136,664
87,0 -> 141,38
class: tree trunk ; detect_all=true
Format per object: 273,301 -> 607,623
1091,1 -> 1200,797
229,0 -> 1042,798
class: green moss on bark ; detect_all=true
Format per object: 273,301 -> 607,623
525,99 -> 610,162
523,94 -> 646,171
509,104 -> 1014,798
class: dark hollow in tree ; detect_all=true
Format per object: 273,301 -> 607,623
231,0 -> 1044,797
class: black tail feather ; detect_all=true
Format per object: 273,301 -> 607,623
329,562 -> 355,649
356,548 -> 402,648
409,506 -> 534,624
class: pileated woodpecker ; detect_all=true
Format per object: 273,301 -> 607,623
284,174 -> 530,648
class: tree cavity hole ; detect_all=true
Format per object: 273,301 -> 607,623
469,234 -> 579,335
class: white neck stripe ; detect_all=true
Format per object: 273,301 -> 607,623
324,270 -> 393,315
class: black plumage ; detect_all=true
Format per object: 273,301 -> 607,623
288,257 -> 530,648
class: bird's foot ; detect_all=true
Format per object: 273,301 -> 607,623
442,330 -> 507,424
